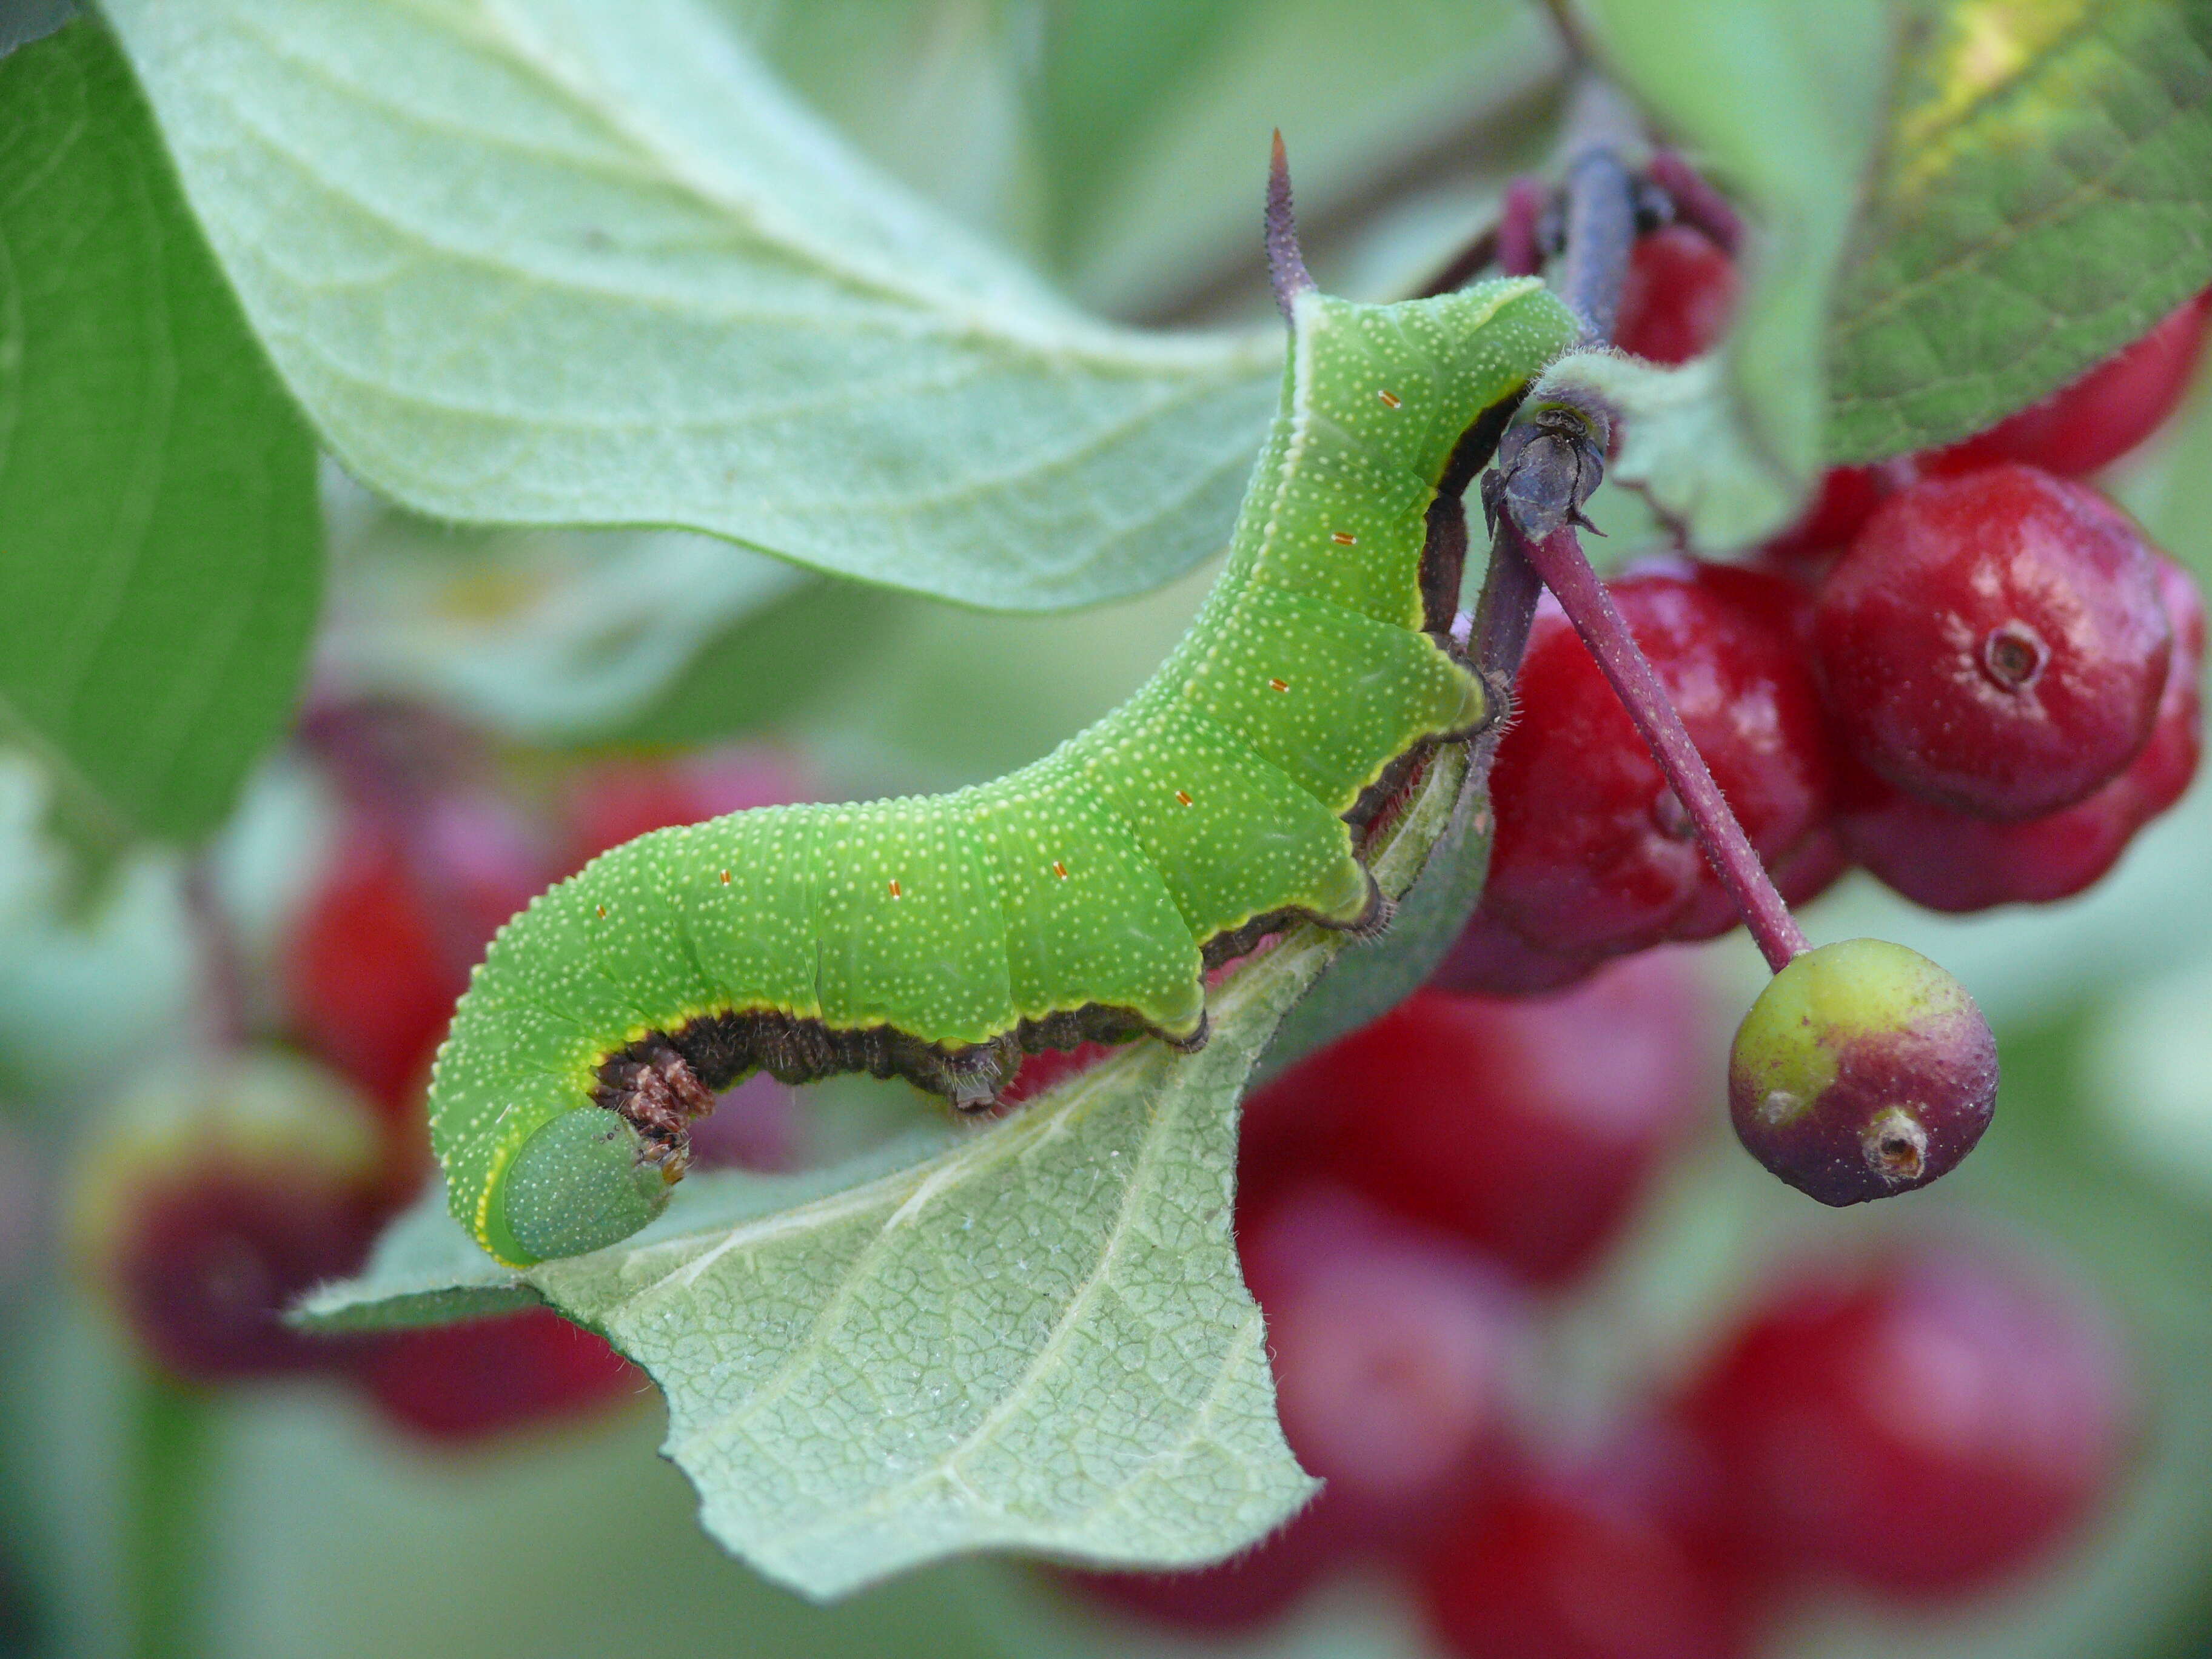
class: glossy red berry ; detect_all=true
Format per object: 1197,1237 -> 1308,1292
1241,1184 -> 1527,1512
1814,464 -> 2172,820
1840,554 -> 2203,911
1678,1242 -> 2130,1600
1473,563 -> 1834,966
354,1308 -> 643,1443
1614,226 -> 1739,366
1418,1461 -> 1761,1659
1244,954 -> 1712,1286
1929,290 -> 2212,478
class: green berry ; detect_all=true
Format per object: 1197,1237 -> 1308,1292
1728,939 -> 1998,1205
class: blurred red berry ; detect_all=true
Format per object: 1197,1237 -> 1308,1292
1429,908 -> 1604,999
286,831 -> 463,1114
562,745 -> 812,867
1418,1460 -> 1761,1659
1614,226 -> 1738,366
1053,1489 -> 1361,1634
1242,1184 -> 1528,1515
1928,290 -> 2212,478
1678,1242 -> 2130,1600
70,1056 -> 385,1384
1244,954 -> 1713,1287
354,1307 -> 643,1444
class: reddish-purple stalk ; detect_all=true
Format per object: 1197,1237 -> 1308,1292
1646,149 -> 1743,256
1514,525 -> 1811,971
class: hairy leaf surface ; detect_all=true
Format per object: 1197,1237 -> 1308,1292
306,745 -> 1478,1598
102,0 -> 1284,611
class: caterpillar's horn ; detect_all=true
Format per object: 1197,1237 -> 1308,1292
1267,130 -> 1315,323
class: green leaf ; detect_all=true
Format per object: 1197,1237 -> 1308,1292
102,0 -> 1284,611
1033,0 -> 1563,317
1826,0 -> 2212,461
1574,0 -> 1895,545
0,21 -> 319,846
323,477 -> 812,745
306,744 -> 1478,1600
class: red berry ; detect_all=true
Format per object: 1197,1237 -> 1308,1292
286,831 -> 464,1113
1757,464 -> 1900,581
1814,464 -> 2172,820
1243,954 -> 1712,1286
1678,1242 -> 2130,1600
1053,1488 -> 1360,1633
563,745 -> 811,867
69,1056 -> 386,1383
1418,1460 -> 1761,1659
1241,1184 -> 1528,1514
1840,554 -> 2203,911
354,1308 -> 643,1443
112,1175 -> 380,1381
1475,564 -> 1834,964
1429,908 -> 1604,999
1929,290 -> 2212,478
288,787 -> 551,1121
1614,227 -> 1739,366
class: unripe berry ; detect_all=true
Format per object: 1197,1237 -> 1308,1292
1728,939 -> 1997,1205
68,1053 -> 385,1381
1814,464 -> 2171,820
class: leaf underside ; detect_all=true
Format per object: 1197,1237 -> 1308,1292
305,742 -> 1481,1600
101,0 -> 1284,612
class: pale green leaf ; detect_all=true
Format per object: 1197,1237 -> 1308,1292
1573,0 -> 1895,545
306,745 -> 1478,1598
1826,0 -> 2212,461
1033,0 -> 1563,318
321,472 -> 811,743
0,19 -> 320,846
102,0 -> 1284,611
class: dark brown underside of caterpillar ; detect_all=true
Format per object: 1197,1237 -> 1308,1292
591,390 -> 1523,1165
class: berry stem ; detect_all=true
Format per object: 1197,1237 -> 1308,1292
124,1371 -> 212,1659
1515,523 -> 1811,971
1555,76 -> 1641,343
1646,149 -> 1744,255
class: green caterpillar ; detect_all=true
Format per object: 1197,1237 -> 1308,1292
430,233 -> 1577,1266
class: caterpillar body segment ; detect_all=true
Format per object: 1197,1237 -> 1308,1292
432,278 -> 1580,1265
